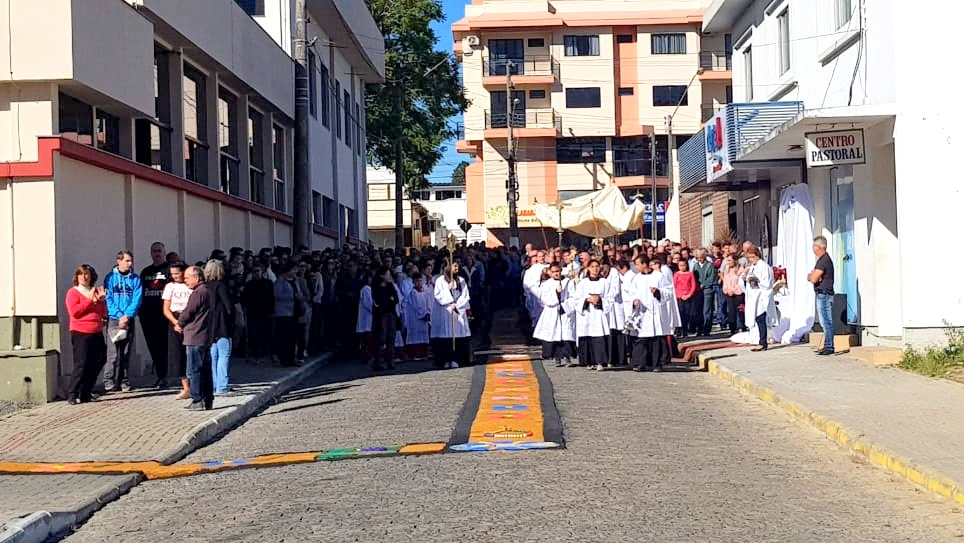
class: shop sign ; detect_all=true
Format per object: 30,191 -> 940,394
804,129 -> 866,167
705,110 -> 732,182
484,205 -> 541,228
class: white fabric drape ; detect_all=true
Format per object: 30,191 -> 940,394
534,185 -> 645,238
771,183 -> 817,344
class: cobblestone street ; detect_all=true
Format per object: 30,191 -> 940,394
60,357 -> 964,542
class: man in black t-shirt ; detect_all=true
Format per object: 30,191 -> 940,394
141,241 -> 171,386
809,236 -> 835,355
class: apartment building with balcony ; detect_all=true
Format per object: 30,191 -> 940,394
676,0 -> 961,349
452,0 -> 732,246
0,0 -> 383,402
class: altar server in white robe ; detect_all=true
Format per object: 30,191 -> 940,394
533,263 -> 576,367
523,251 -> 548,330
626,257 -> 673,371
742,246 -> 776,352
431,260 -> 472,368
404,273 -> 433,360
566,259 -> 612,371
606,262 -> 628,367
648,257 -> 678,368
356,276 -> 374,362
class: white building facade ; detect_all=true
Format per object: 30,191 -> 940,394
678,0 -> 963,348
0,0 -> 383,402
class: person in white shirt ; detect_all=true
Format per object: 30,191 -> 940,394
626,257 -> 675,372
404,273 -> 433,360
605,261 -> 628,367
522,251 -> 548,334
356,274 -> 374,363
431,260 -> 472,369
533,263 -> 576,367
566,259 -> 612,371
162,262 -> 193,400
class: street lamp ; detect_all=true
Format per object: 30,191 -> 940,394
553,200 -> 569,248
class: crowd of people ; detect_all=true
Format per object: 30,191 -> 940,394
61,233 -> 833,409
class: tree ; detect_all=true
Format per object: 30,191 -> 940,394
364,0 -> 468,191
450,160 -> 469,186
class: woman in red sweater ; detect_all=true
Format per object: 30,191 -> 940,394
673,259 -> 698,338
65,264 -> 107,404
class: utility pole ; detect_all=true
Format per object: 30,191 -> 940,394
506,59 -> 520,248
293,0 -> 311,249
393,80 -> 405,253
649,134 -> 658,241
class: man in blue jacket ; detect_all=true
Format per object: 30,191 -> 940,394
103,250 -> 143,392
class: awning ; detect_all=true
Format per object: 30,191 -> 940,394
533,184 -> 645,238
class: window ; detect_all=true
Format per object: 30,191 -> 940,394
836,0 -> 852,28
487,39 -> 524,75
613,135 -> 667,177
435,190 -> 463,200
59,93 -> 93,144
322,196 -> 336,228
528,89 -> 546,100
355,102 -> 362,155
411,190 -> 430,201
344,90 -> 352,148
218,89 -> 240,195
618,87 -> 634,96
563,35 -> 600,56
138,47 -> 172,172
651,33 -> 687,54
565,87 -> 601,108
368,184 -> 394,201
307,50 -> 317,118
335,81 -> 342,139
489,90 -> 526,128
235,0 -> 264,16
312,191 -> 322,224
616,34 -> 635,44
183,68 -> 208,184
725,85 -> 733,103
527,38 -> 545,48
778,9 -> 790,75
95,109 -> 119,154
653,85 -> 688,106
556,137 -> 605,164
248,109 -> 265,204
320,62 -> 330,128
743,47 -> 754,100
272,124 -> 286,212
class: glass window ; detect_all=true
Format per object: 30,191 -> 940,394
312,191 -> 322,223
529,89 -> 546,100
235,0 -> 264,16
778,9 -> 790,75
95,109 -> 119,154
616,34 -> 635,44
323,196 -> 336,228
335,81 -> 342,139
487,39 -> 524,75
652,85 -> 688,107
836,0 -> 852,28
248,109 -> 263,169
527,38 -> 545,48
743,47 -> 754,100
308,50 -> 317,118
563,35 -> 600,56
320,62 -> 330,128
564,87 -> 601,108
184,68 -> 207,183
59,93 -> 93,144
556,137 -> 605,164
272,124 -> 285,181
651,33 -> 687,54
217,90 -> 237,156
344,90 -> 352,148
618,87 -> 634,96
613,135 -> 667,177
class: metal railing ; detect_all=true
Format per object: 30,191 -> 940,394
483,55 -> 560,78
699,51 -> 732,71
484,108 -> 561,132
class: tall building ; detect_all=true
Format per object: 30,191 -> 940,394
451,0 -> 729,247
677,0 -> 962,348
0,0 -> 383,402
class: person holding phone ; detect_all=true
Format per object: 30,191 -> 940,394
65,265 -> 108,404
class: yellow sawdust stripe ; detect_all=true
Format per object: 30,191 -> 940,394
467,357 -> 544,443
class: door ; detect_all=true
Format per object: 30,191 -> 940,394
701,196 -> 714,246
489,90 -> 526,128
487,39 -> 524,76
832,166 -> 857,323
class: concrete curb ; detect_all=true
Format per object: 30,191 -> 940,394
2,354 -> 329,543
699,353 -> 964,509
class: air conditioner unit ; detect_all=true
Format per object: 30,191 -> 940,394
465,35 -> 481,47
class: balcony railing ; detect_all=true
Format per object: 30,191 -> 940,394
483,55 -> 560,78
699,51 -> 733,72
701,104 -> 726,122
484,108 -> 562,132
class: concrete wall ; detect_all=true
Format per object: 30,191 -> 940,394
0,178 -> 58,318
0,83 -> 58,162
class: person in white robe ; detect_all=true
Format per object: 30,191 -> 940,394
533,263 -> 576,367
565,259 -> 612,371
522,252 -> 548,332
355,277 -> 374,363
625,257 -> 673,371
606,263 -> 628,367
742,246 -> 776,351
648,259 -> 677,368
431,260 -> 472,369
404,274 -> 432,360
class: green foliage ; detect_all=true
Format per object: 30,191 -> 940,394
450,160 -> 469,186
900,325 -> 964,378
364,0 -> 468,191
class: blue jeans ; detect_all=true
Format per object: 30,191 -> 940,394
210,337 -> 232,392
714,284 -> 726,325
816,292 -> 834,352
186,345 -> 213,406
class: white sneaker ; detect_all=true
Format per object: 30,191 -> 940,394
448,361 -> 460,369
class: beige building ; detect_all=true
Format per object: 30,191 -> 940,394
452,0 -> 731,246
365,166 -> 425,249
0,0 -> 383,402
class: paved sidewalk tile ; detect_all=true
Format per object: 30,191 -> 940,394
0,474 -> 136,526
703,344 -> 964,493
0,359 -> 314,463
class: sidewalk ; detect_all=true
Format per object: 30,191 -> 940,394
0,355 -> 327,543
697,344 -> 964,507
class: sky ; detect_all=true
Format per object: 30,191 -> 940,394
425,0 -> 468,186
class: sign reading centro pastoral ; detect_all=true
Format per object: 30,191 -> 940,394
805,129 -> 866,168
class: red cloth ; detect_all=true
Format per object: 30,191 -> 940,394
65,288 -> 106,334
674,271 -> 697,299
